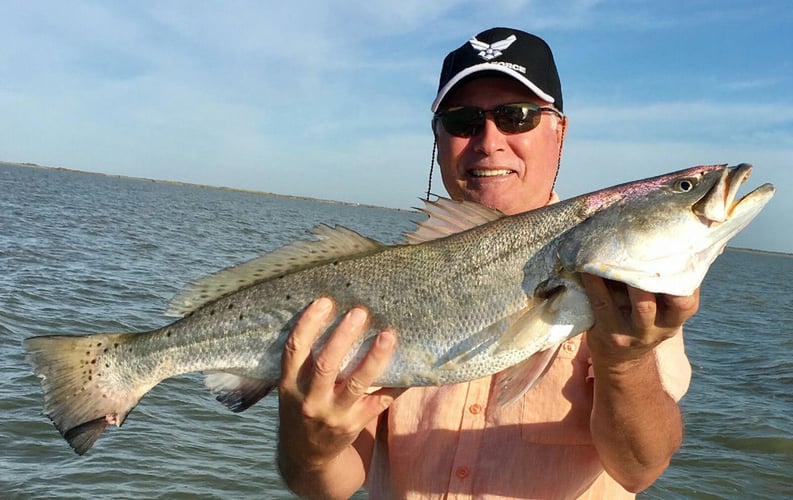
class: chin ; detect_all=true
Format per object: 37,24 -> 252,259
468,191 -> 514,213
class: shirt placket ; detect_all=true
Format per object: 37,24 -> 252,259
446,377 -> 489,499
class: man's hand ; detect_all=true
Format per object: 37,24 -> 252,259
581,273 -> 698,492
277,297 -> 404,498
581,274 -> 700,363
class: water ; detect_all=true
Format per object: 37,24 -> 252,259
1,162 -> 791,498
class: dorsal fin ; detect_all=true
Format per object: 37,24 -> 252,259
166,224 -> 385,317
404,197 -> 505,244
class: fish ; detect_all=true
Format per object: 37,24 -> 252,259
23,163 -> 774,455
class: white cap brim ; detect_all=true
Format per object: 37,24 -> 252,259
431,62 -> 556,112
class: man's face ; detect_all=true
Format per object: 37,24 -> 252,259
435,77 -> 566,215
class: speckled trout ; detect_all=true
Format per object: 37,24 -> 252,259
24,164 -> 774,455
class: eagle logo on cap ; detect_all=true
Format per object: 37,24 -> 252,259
469,34 -> 517,61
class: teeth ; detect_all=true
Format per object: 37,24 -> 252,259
471,169 -> 512,177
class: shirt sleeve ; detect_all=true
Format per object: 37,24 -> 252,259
653,328 -> 691,402
585,329 -> 691,402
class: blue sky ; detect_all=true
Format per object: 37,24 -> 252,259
1,1 -> 791,253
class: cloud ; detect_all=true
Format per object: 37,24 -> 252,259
0,1 -> 790,251
569,100 -> 793,147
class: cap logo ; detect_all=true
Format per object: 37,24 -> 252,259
468,34 -> 517,61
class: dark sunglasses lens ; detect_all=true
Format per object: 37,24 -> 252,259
439,104 -> 547,137
440,107 -> 484,137
493,104 -> 542,133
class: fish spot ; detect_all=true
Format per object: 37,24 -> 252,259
286,294 -> 291,300
166,330 -> 172,337
346,282 -> 352,288
228,304 -> 234,310
239,313 -> 244,320
210,310 -> 216,316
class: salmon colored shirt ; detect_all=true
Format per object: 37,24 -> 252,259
366,331 -> 690,499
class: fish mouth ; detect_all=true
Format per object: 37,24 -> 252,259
694,163 -> 774,224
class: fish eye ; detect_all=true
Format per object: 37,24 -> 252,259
674,178 -> 697,192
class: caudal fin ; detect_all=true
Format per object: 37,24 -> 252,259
23,333 -> 151,455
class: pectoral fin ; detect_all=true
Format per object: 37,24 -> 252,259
489,344 -> 562,409
494,284 -> 573,354
489,280 -> 594,409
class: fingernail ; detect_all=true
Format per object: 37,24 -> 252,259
314,297 -> 333,315
348,307 -> 367,326
377,331 -> 395,349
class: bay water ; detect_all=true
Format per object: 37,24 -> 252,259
1,162 -> 791,498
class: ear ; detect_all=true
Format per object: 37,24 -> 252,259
556,115 -> 568,144
431,116 -> 441,139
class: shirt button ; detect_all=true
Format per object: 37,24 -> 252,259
468,403 -> 482,415
456,466 -> 469,479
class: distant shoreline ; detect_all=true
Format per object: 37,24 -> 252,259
726,247 -> 792,258
3,160 -> 788,256
0,160 -> 411,213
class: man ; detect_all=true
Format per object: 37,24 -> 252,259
277,27 -> 697,499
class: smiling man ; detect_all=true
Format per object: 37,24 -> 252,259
277,27 -> 696,499
430,29 -> 567,215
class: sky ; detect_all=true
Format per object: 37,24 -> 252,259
1,1 -> 791,253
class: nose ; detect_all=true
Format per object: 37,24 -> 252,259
471,115 -> 507,155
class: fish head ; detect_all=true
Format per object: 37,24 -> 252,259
559,163 -> 776,295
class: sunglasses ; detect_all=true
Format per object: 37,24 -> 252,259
434,103 -> 564,138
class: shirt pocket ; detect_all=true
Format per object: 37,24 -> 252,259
519,337 -> 595,446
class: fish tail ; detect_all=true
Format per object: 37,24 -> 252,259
23,332 -> 151,455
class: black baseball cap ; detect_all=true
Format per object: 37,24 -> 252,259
431,27 -> 563,113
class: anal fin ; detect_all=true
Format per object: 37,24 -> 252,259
204,372 -> 275,413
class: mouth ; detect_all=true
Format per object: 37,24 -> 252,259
694,163 -> 753,223
469,168 -> 514,178
694,163 -> 775,232
725,164 -> 755,217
